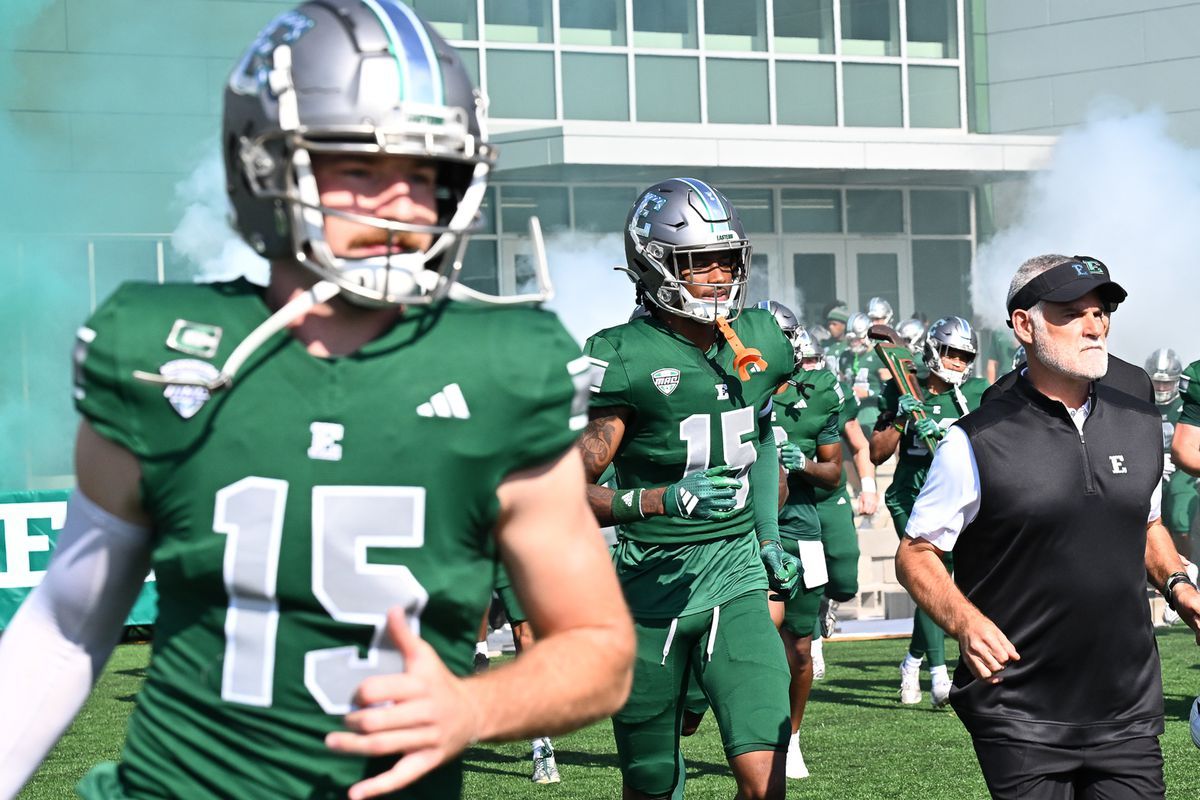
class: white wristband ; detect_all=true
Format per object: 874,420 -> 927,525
861,478 -> 878,495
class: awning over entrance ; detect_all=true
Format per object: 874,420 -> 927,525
489,121 -> 1056,186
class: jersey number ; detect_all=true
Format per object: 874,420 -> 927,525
213,477 -> 428,714
679,406 -> 757,509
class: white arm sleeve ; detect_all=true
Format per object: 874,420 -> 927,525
0,491 -> 153,799
904,426 -> 981,552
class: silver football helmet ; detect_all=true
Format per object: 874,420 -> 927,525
923,316 -> 978,386
895,318 -> 925,350
223,0 -> 540,308
846,312 -> 871,352
867,296 -> 895,325
623,178 -> 751,323
1146,348 -> 1183,404
758,300 -> 820,368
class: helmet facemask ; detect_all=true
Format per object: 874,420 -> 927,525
640,239 -> 751,324
1152,378 -> 1180,405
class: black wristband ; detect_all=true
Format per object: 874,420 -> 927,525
1164,571 -> 1197,610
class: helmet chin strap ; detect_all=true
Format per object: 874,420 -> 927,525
133,280 -> 342,391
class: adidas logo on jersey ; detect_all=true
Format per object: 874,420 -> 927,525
417,384 -> 471,419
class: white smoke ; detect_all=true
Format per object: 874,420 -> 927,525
171,147 -> 270,286
972,109 -> 1200,365
543,231 -> 636,345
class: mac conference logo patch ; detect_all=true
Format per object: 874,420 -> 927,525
652,368 -> 680,396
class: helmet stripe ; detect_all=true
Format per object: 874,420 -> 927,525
360,0 -> 444,106
677,177 -> 727,220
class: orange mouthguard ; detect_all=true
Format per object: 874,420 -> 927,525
716,316 -> 768,381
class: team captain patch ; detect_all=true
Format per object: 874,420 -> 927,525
651,368 -> 680,396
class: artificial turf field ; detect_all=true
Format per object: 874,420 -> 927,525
19,627 -> 1200,799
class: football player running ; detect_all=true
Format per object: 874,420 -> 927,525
0,3 -> 633,799
870,316 -> 987,708
839,312 -> 888,433
1149,349 -> 1197,560
760,303 -> 844,780
578,178 -> 800,800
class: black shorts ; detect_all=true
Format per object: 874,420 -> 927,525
971,735 -> 1164,800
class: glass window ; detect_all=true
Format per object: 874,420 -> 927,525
560,0 -> 626,46
706,59 -> 769,124
842,63 -> 901,127
563,53 -> 629,120
908,65 -> 961,128
633,0 -> 698,49
476,187 -> 496,235
455,48 -> 479,86
573,187 -> 639,234
459,239 -> 500,296
483,0 -> 551,43
840,0 -> 898,56
410,0 -> 477,40
722,188 -> 774,233
782,189 -> 841,233
704,0 -> 766,51
846,190 -> 902,233
793,252 -> 837,326
635,56 -> 701,122
773,0 -> 833,54
500,186 -> 569,234
911,190 -> 970,235
912,239 -> 971,319
855,252 -> 899,317
485,51 -> 555,119
746,253 -> 771,307
776,61 -> 836,125
906,0 -> 958,59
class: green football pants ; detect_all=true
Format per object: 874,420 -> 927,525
818,489 -> 860,602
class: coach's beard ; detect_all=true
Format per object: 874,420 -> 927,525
1031,322 -> 1108,381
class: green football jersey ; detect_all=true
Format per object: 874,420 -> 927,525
1179,361 -> 1200,428
74,280 -> 586,800
882,376 -> 987,513
814,385 -> 861,504
772,369 -> 843,540
585,308 -> 792,617
1159,394 -> 1184,475
823,338 -> 848,376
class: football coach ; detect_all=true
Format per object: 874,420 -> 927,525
896,254 -> 1200,799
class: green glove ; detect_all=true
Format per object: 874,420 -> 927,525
779,442 -> 807,472
913,416 -> 945,442
663,465 -> 741,520
897,393 -> 924,418
759,540 -> 801,601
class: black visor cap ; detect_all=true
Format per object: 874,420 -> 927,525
1006,256 -> 1127,327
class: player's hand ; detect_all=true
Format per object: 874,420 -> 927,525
956,612 -> 1020,684
663,466 -> 741,520
1171,583 -> 1200,646
326,609 -> 479,800
857,490 -> 878,517
913,417 -> 945,443
1164,454 -> 1177,478
778,442 -> 807,473
760,540 -> 801,601
897,394 -> 924,418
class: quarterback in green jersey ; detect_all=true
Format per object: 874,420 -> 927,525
870,316 -> 987,710
1153,349 -> 1199,559
578,178 -> 800,800
0,4 -> 634,800
759,302 -> 845,781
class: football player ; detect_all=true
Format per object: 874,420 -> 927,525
839,312 -> 887,433
0,4 -> 633,799
578,178 -> 800,800
1149,349 -> 1197,559
870,316 -> 987,708
760,303 -> 843,780
866,296 -> 895,327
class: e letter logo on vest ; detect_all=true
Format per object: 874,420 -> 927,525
1109,455 -> 1127,474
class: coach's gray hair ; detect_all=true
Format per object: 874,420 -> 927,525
1007,254 -> 1069,308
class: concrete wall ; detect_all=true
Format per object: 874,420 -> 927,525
981,0 -> 1200,146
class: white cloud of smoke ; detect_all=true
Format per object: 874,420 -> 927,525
172,147 -> 270,286
972,109 -> 1200,366
543,231 -> 636,346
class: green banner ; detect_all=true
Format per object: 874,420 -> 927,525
0,489 -> 157,629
